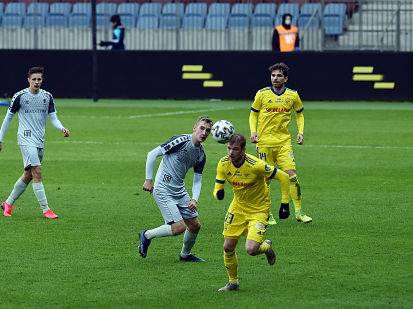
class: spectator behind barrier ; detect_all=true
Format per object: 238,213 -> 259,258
272,13 -> 300,52
99,14 -> 125,50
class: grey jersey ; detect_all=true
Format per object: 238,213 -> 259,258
154,134 -> 206,195
9,88 -> 56,148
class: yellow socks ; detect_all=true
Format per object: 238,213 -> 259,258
224,250 -> 238,282
257,241 -> 270,254
289,175 -> 302,213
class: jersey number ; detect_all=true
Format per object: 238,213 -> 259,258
224,212 -> 234,224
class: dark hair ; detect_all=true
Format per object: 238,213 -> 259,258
268,62 -> 289,77
110,14 -> 121,25
195,115 -> 213,126
229,133 -> 246,149
28,67 -> 44,77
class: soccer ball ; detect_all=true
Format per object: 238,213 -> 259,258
211,120 -> 235,144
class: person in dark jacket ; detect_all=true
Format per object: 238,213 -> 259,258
99,14 -> 125,50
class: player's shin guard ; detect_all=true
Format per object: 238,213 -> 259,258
257,240 -> 270,254
289,175 -> 302,212
224,250 -> 238,282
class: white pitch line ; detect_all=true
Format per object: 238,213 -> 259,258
48,140 -> 413,150
127,107 -> 238,119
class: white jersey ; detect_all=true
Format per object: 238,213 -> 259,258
8,88 -> 57,148
154,134 -> 206,195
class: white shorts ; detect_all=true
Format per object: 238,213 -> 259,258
152,188 -> 198,224
20,145 -> 44,171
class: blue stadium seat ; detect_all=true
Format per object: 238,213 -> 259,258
68,13 -> 90,28
119,14 -> 135,28
159,14 -> 181,29
139,3 -> 162,17
1,14 -> 23,27
208,3 -> 231,17
228,14 -> 249,28
253,3 -> 276,18
251,14 -> 273,28
96,13 -> 110,28
324,15 -> 344,35
298,3 -> 321,28
324,3 -> 347,17
185,3 -> 208,17
46,13 -> 68,27
136,15 -> 158,29
72,3 -> 91,16
24,14 -> 45,28
182,15 -> 204,29
0,3 -> 4,15
50,3 -> 72,16
117,3 -> 140,16
231,3 -> 253,16
96,3 -> 118,16
162,3 -> 184,17
205,15 -> 227,29
5,3 -> 26,16
27,3 -> 49,16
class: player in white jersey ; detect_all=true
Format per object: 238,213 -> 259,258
0,67 -> 70,219
138,116 -> 213,262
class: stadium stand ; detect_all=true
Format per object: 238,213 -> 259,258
139,3 -> 162,17
49,3 -> 72,16
253,3 -> 277,18
24,13 -> 45,27
117,3 -> 140,16
184,3 -> 208,17
182,15 -> 204,29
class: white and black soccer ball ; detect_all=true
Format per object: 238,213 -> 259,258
211,120 -> 235,144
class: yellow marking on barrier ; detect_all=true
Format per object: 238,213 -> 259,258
182,65 -> 203,72
352,66 -> 374,73
182,73 -> 212,80
374,82 -> 395,89
352,74 -> 383,81
203,81 -> 224,87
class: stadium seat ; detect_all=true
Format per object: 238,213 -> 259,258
117,3 -> 140,16
0,3 -> 4,15
4,2 -> 26,16
27,3 -> 49,16
68,13 -> 90,28
96,13 -> 110,28
162,3 -> 184,17
119,14 -> 135,28
72,3 -> 91,16
205,15 -> 227,29
24,13 -> 45,27
324,15 -> 344,35
298,3 -> 321,28
208,3 -> 231,17
184,3 -> 208,17
46,13 -> 68,27
182,15 -> 204,29
253,3 -> 277,18
1,13 -> 23,27
324,3 -> 347,17
139,3 -> 162,17
251,14 -> 273,27
231,3 -> 253,16
49,3 -> 72,16
159,14 -> 181,29
96,3 -> 118,16
136,15 -> 158,28
228,14 -> 249,28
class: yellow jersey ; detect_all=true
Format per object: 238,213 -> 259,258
250,87 -> 304,147
214,154 -> 277,214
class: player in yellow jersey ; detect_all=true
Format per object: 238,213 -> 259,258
249,62 -> 312,224
213,133 -> 290,292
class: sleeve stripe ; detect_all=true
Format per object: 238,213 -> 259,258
269,168 -> 277,179
296,107 -> 304,113
215,179 -> 225,184
250,107 -> 259,112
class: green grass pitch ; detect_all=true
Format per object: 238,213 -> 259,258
0,100 -> 412,309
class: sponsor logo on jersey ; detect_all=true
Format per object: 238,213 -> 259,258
265,107 -> 290,113
231,181 -> 252,188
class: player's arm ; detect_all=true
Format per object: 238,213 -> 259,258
272,28 -> 280,52
143,146 -> 163,193
0,94 -> 21,152
189,154 -> 206,211
213,162 -> 226,200
48,95 -> 70,137
249,91 -> 262,143
294,93 -> 305,145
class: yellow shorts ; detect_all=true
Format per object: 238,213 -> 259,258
222,209 -> 269,243
256,144 -> 296,170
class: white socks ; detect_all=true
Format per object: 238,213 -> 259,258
180,230 -> 198,258
144,224 -> 173,240
32,182 -> 49,213
6,178 -> 27,205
